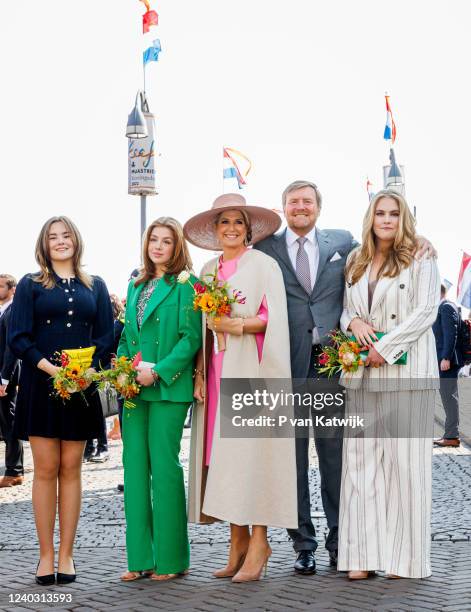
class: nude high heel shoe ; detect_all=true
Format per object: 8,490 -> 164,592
348,570 -> 375,580
231,547 -> 272,583
213,552 -> 247,578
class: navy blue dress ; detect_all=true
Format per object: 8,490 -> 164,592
9,273 -> 114,441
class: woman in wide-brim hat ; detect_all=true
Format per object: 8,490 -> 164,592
185,194 -> 298,583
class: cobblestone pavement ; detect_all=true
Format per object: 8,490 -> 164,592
0,405 -> 470,611
435,377 -> 471,446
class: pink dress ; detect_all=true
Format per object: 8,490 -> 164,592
205,250 -> 268,465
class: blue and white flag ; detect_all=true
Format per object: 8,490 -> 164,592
143,39 -> 162,65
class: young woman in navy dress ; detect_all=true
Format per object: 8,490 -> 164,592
9,216 -> 113,585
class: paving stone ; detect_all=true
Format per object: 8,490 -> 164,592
1,423 -> 471,611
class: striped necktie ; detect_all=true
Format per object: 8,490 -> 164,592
296,237 -> 312,294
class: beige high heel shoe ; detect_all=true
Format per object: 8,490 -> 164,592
348,570 -> 375,580
213,552 -> 247,578
231,547 -> 272,583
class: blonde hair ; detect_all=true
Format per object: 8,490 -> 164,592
345,190 -> 417,285
134,217 -> 193,287
34,216 -> 92,289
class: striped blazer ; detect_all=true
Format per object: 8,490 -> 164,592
340,252 -> 441,391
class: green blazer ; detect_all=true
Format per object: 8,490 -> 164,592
117,274 -> 202,403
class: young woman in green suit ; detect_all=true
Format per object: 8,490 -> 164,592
117,217 -> 202,582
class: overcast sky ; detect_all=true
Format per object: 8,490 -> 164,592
1,0 -> 469,312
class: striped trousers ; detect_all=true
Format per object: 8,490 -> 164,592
338,389 -> 434,578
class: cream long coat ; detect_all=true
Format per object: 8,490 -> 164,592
187,249 -> 298,528
339,251 -> 441,391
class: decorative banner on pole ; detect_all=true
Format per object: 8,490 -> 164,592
143,39 -> 162,65
383,93 -> 397,144
457,252 -> 471,308
128,112 -> 157,195
223,147 -> 252,190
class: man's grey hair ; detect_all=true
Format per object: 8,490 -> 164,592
282,180 -> 322,209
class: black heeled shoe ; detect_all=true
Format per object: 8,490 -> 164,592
35,561 -> 55,586
56,560 -> 76,584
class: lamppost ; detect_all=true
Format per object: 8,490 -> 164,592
126,90 -> 157,243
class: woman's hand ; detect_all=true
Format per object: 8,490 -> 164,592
364,345 -> 386,368
81,367 -> 96,390
193,373 -> 205,402
207,316 -> 243,336
349,318 -> 379,347
136,367 -> 156,387
37,358 -> 60,377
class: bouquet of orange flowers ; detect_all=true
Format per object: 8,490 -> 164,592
317,330 -> 365,377
52,347 -> 96,402
96,353 -> 141,409
177,269 -> 246,353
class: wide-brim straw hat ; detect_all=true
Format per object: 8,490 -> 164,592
183,193 -> 282,251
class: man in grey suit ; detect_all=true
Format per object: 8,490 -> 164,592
255,180 -> 358,573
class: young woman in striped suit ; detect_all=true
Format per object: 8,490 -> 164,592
338,190 -> 440,579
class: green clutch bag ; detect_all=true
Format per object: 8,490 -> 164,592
349,332 -> 407,365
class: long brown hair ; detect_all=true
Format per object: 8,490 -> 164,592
134,217 -> 193,287
345,190 -> 417,285
34,216 -> 92,289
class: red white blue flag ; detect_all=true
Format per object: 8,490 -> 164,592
223,147 -> 252,190
457,252 -> 471,308
383,95 -> 397,144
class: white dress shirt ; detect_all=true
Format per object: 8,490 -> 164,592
285,227 -> 321,344
0,298 -> 13,317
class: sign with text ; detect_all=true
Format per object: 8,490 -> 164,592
128,112 -> 157,195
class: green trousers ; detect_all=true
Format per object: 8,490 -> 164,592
122,398 -> 189,574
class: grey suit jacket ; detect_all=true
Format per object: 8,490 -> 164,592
255,228 -> 358,379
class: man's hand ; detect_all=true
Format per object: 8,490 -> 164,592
415,236 -> 437,260
365,345 -> 386,368
440,359 -> 451,372
0,384 -> 7,397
